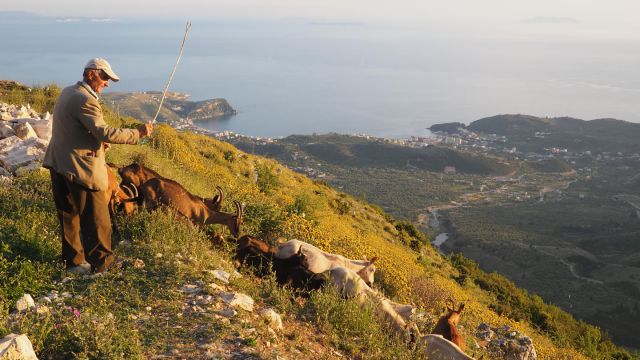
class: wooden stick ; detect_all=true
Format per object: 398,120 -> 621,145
151,21 -> 192,124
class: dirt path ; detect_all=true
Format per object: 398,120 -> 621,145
511,242 -> 604,285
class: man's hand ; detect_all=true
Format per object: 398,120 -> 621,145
138,122 -> 154,138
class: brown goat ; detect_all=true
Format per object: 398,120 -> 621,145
432,301 -> 466,351
105,165 -> 138,233
138,177 -> 242,236
236,235 -> 325,292
117,163 -> 224,211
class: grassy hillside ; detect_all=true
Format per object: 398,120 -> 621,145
0,83 -> 635,359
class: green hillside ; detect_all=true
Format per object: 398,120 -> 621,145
0,83 -> 635,359
467,114 -> 640,153
102,91 -> 236,123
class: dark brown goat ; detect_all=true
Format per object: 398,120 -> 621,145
138,177 -> 242,237
106,164 -> 138,234
236,235 -> 325,292
432,301 -> 466,351
117,163 -> 224,211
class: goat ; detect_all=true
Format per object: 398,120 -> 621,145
105,165 -> 138,234
117,163 -> 224,211
236,235 -> 325,292
138,177 -> 242,237
432,300 -> 466,351
420,334 -> 476,360
275,239 -> 378,286
328,266 -> 411,336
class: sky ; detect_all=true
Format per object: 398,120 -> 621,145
3,0 -> 640,35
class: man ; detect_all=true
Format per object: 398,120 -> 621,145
43,58 -> 153,274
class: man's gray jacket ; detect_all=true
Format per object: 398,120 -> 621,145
43,82 -> 140,191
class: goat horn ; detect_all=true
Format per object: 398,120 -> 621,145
131,183 -> 139,198
445,298 -> 455,312
216,186 -> 224,199
121,184 -> 134,198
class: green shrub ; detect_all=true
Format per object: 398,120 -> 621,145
256,163 -> 280,194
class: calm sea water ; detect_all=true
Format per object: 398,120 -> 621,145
1,15 -> 640,138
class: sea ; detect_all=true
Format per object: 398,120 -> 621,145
2,14 -> 640,138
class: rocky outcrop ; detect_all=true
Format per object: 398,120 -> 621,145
0,333 -> 39,360
0,102 -> 51,176
183,98 -> 237,121
476,323 -> 537,360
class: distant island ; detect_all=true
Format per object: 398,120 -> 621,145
103,91 -> 236,127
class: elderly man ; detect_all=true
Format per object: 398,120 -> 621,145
43,58 -> 153,274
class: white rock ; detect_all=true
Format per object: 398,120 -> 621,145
13,106 -> 30,119
220,292 -> 254,312
260,308 -> 283,330
14,122 -> 37,140
0,138 -> 47,172
15,294 -> 35,312
0,112 -> 12,121
42,112 -> 52,121
0,136 -> 22,154
180,284 -> 202,294
218,308 -> 237,318
0,123 -> 15,139
0,333 -> 38,360
15,119 -> 52,142
210,269 -> 231,284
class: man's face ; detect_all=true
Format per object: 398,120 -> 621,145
86,69 -> 110,94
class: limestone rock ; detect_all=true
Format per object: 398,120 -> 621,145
15,294 -> 35,312
0,123 -> 15,139
0,136 -> 22,154
15,119 -> 52,142
0,138 -> 47,172
220,292 -> 254,312
503,338 -> 537,360
0,112 -> 12,121
260,308 -> 283,330
14,122 -> 38,140
210,269 -> 231,284
0,334 -> 38,360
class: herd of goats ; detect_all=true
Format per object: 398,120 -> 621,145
105,163 -> 479,360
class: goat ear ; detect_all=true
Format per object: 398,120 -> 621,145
457,303 -> 465,313
369,256 -> 378,264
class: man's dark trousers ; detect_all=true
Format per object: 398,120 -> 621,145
49,169 -> 114,272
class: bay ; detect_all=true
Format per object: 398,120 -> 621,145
1,15 -> 640,138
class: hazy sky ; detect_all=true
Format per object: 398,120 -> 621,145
3,1 -> 640,40
2,0 -> 639,27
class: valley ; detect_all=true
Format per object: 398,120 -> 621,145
223,117 -> 640,349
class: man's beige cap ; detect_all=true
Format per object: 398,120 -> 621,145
84,58 -> 120,82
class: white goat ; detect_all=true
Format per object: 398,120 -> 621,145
420,334 -> 477,360
276,239 -> 378,286
328,266 -> 412,335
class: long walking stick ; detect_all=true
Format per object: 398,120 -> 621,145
152,21 -> 192,124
